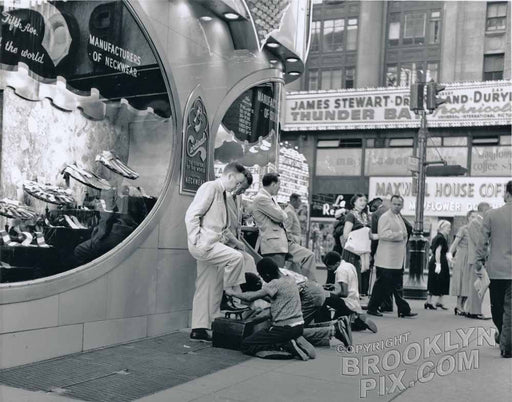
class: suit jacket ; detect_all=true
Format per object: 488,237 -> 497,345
184,179 -> 234,251
284,204 -> 301,244
252,189 -> 289,254
467,214 -> 484,266
374,209 -> 408,269
476,203 -> 512,279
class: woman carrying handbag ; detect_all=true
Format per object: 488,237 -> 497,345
341,194 -> 371,295
426,220 -> 452,310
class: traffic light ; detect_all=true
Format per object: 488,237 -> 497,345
426,165 -> 467,176
426,80 -> 447,111
409,83 -> 425,112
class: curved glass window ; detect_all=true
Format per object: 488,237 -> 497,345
0,1 -> 173,282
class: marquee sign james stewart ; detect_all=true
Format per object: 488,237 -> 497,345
283,80 -> 511,131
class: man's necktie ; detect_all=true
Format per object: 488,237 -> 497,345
222,191 -> 229,229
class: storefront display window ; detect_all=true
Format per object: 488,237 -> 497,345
471,145 -> 512,176
316,148 -> 362,176
0,1 -> 173,282
364,147 -> 412,176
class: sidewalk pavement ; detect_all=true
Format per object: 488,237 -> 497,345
1,292 -> 511,402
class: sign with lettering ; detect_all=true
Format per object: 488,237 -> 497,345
222,83 -> 278,144
181,97 -> 209,194
471,146 -> 512,176
369,177 -> 506,217
88,33 -> 141,78
0,7 -> 68,77
311,193 -> 352,218
283,81 -> 512,130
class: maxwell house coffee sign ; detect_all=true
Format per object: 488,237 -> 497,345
283,80 -> 511,131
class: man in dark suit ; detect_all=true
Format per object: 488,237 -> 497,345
475,181 -> 512,358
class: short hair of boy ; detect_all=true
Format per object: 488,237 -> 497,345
262,172 -> 280,187
223,162 -> 245,175
324,251 -> 341,267
256,257 -> 280,281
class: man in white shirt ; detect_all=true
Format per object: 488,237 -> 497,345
320,251 -> 377,333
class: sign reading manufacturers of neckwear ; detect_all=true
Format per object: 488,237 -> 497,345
283,81 -> 512,130
368,177 -> 507,217
222,83 -> 278,144
181,97 -> 209,194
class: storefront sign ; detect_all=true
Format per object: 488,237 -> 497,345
283,81 -> 512,130
222,84 -> 278,144
0,7 -> 67,76
316,148 -> 362,176
88,34 -> 141,78
311,193 -> 352,218
471,146 -> 512,176
369,177 -> 506,217
181,97 -> 209,194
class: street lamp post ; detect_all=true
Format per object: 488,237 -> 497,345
404,109 -> 429,299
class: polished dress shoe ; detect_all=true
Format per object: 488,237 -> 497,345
424,303 -> 437,310
398,312 -> 418,318
436,303 -> 448,310
501,350 -> 511,358
367,310 -> 383,317
190,328 -> 212,342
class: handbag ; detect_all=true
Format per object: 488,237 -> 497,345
344,227 -> 371,256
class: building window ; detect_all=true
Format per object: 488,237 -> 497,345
386,65 -> 398,86
345,67 -> 355,88
388,13 -> 401,46
310,21 -> 322,52
483,54 -> 504,80
308,69 -> 319,90
400,62 -> 423,86
428,11 -> 441,44
403,12 -> 426,45
323,19 -> 345,52
486,2 -> 507,31
346,18 -> 358,50
321,69 -> 343,90
426,62 -> 439,82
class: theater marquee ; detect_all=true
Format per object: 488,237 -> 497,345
283,80 -> 512,131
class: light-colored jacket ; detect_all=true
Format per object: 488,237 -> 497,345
284,204 -> 301,244
467,214 -> 484,266
252,189 -> 289,254
476,203 -> 512,280
185,179 -> 235,252
374,209 -> 407,269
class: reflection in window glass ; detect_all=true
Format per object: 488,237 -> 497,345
386,65 -> 398,86
472,146 -> 511,176
426,62 -> 439,82
483,54 -> 504,81
323,19 -> 344,52
429,11 -> 441,44
316,148 -> 362,176
346,18 -> 358,50
365,148 -> 413,176
426,147 -> 468,168
309,69 -> 319,90
311,21 -> 322,51
443,137 -> 468,146
404,12 -> 426,44
0,1 -> 173,282
388,13 -> 400,46
486,2 -> 507,31
345,67 -> 355,89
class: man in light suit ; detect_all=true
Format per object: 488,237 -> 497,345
185,162 -> 248,341
475,181 -> 512,358
252,173 -> 317,281
284,193 -> 303,245
366,195 -> 416,318
465,201 -> 491,319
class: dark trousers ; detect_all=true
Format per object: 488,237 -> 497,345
489,279 -> 511,353
367,267 -> 411,314
314,295 -> 355,322
262,253 -> 287,268
241,324 -> 303,356
361,270 -> 370,295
